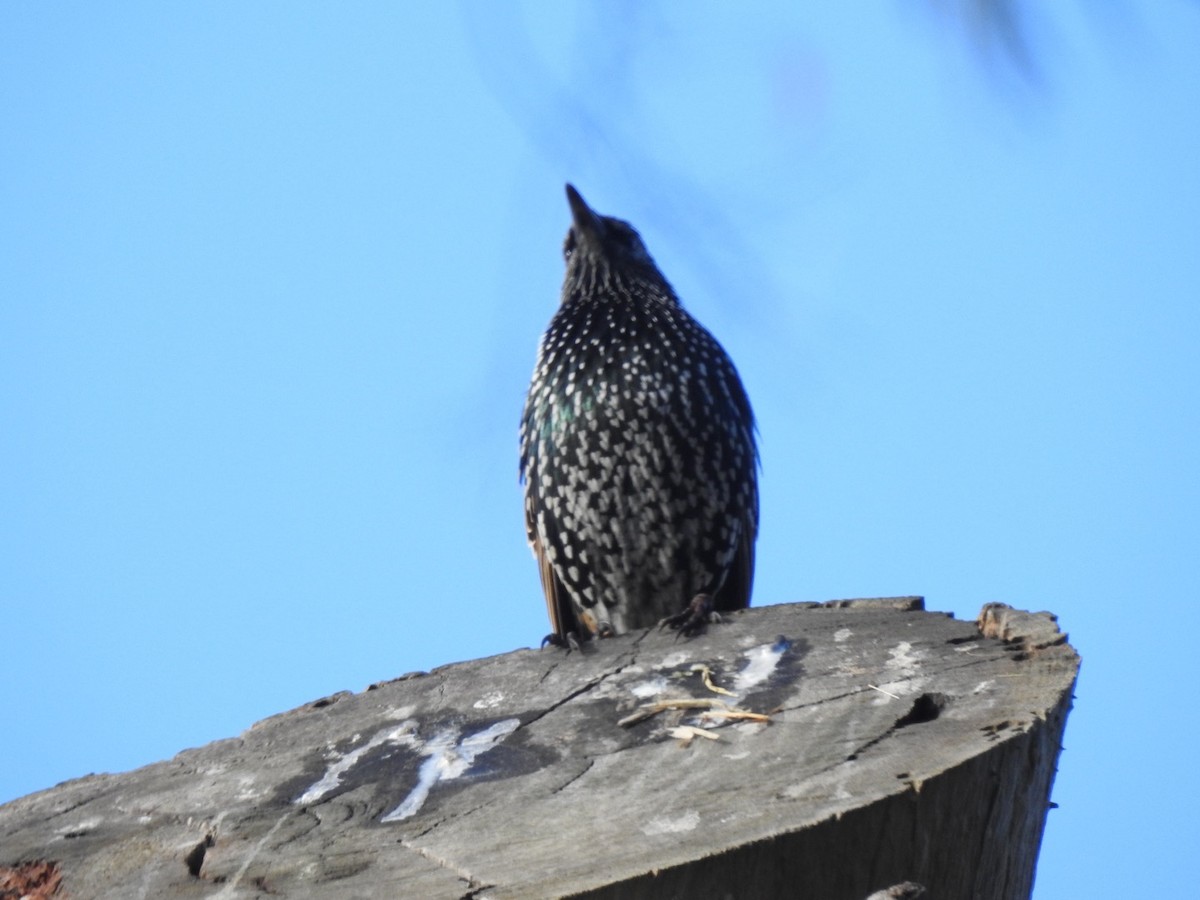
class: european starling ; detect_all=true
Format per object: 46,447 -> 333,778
520,185 -> 759,644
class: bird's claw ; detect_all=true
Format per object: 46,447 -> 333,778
660,593 -> 720,639
541,631 -> 593,653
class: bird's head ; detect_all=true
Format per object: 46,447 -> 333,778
562,184 -> 659,280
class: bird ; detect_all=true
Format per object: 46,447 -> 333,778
519,184 -> 759,646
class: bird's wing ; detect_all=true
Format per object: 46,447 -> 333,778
526,494 -> 579,643
714,524 -> 756,612
532,532 -> 563,639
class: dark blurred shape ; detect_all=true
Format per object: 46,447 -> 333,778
926,0 -> 1040,81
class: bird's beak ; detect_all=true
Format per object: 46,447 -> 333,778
565,184 -> 602,240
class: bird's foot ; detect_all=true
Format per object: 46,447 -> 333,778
541,614 -> 615,651
540,631 -> 597,653
660,593 -> 720,639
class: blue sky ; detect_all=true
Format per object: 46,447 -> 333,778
3,3 -> 1198,895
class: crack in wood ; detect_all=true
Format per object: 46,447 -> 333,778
520,656 -> 639,729
550,759 -> 595,795
846,693 -> 949,762
398,840 -> 486,892
184,832 -> 214,877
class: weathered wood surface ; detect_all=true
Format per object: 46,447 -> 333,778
0,598 -> 1078,900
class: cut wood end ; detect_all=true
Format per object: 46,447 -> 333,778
805,596 -> 925,611
977,603 -> 1069,653
0,859 -> 63,900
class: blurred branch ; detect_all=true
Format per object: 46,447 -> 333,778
926,0 -> 1039,82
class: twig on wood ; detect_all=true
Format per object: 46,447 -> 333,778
667,725 -> 723,746
690,663 -> 736,697
617,698 -> 771,728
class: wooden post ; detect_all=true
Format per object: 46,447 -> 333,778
0,598 -> 1077,899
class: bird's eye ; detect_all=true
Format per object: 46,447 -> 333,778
563,229 -> 577,261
